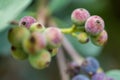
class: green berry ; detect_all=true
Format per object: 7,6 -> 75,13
8,27 -> 30,47
51,48 -> 58,57
11,46 -> 28,60
29,22 -> 45,33
28,50 -> 51,69
91,30 -> 108,46
77,32 -> 89,44
22,32 -> 46,55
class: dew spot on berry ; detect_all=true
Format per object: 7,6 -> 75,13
96,20 -> 100,24
30,36 -> 35,44
11,46 -> 16,51
22,22 -> 26,25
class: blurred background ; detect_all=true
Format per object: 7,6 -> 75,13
0,0 -> 120,80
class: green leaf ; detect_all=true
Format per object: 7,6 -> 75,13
0,0 -> 32,32
106,70 -> 120,80
48,0 -> 71,13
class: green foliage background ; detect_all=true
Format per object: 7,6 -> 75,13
0,0 -> 120,80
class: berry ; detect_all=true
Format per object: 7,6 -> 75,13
91,30 -> 108,46
44,27 -> 63,49
72,74 -> 89,80
92,73 -> 107,80
51,48 -> 58,57
85,15 -> 104,35
81,57 -> 100,75
23,32 -> 46,55
29,22 -> 45,32
28,50 -> 51,69
8,27 -> 30,47
77,32 -> 89,43
71,8 -> 90,25
19,16 -> 36,29
11,46 -> 28,60
66,61 -> 80,77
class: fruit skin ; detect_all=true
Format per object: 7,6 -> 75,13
91,30 -> 108,46
72,74 -> 89,80
81,57 -> 100,75
77,32 -> 89,44
19,16 -> 36,29
44,27 -> 63,49
85,15 -> 104,36
92,73 -> 107,80
22,32 -> 46,55
8,26 -> 30,47
29,22 -> 45,33
51,48 -> 58,57
71,8 -> 90,25
11,46 -> 28,60
28,50 -> 51,69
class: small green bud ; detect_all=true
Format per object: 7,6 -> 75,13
28,50 -> 51,69
11,46 -> 28,60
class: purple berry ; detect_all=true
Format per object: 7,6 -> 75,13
91,30 -> 108,46
85,15 -> 104,35
92,73 -> 107,80
44,27 -> 63,49
81,57 -> 100,75
72,74 -> 89,80
71,8 -> 90,25
19,16 -> 36,29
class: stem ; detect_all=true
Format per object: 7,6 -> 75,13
57,48 -> 70,80
10,20 -> 18,25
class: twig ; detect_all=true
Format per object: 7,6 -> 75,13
57,48 -> 70,80
10,20 -> 18,25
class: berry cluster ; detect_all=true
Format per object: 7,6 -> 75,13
67,57 -> 114,80
8,16 -> 63,69
70,8 -> 108,46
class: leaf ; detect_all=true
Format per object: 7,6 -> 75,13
0,0 -> 32,32
106,70 -> 120,80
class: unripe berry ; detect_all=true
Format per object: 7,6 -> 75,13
29,22 -> 45,32
72,74 -> 89,80
44,27 -> 63,49
8,27 -> 30,47
91,30 -> 108,46
71,8 -> 90,25
51,48 -> 58,57
77,32 -> 89,44
85,15 -> 104,35
92,73 -> 107,80
28,50 -> 51,69
81,57 -> 100,75
23,32 -> 46,55
19,16 -> 36,29
11,46 -> 28,60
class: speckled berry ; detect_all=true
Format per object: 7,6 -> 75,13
19,16 -> 36,29
92,73 -> 107,80
85,15 -> 104,35
29,22 -> 45,32
71,8 -> 90,25
44,27 -> 63,49
81,57 -> 100,75
23,32 -> 46,55
28,50 -> 51,69
91,30 -> 108,46
72,74 -> 90,80
77,32 -> 89,44
11,46 -> 28,60
8,27 -> 30,47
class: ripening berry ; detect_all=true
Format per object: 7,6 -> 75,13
8,27 -> 30,47
11,46 -> 28,60
28,50 -> 51,69
51,48 -> 58,57
92,73 -> 107,80
22,32 -> 46,55
44,27 -> 63,49
91,30 -> 108,46
77,32 -> 89,44
85,15 -> 104,35
72,74 -> 89,80
71,8 -> 90,25
81,57 -> 100,75
66,61 -> 80,77
29,22 -> 45,32
19,16 -> 36,29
